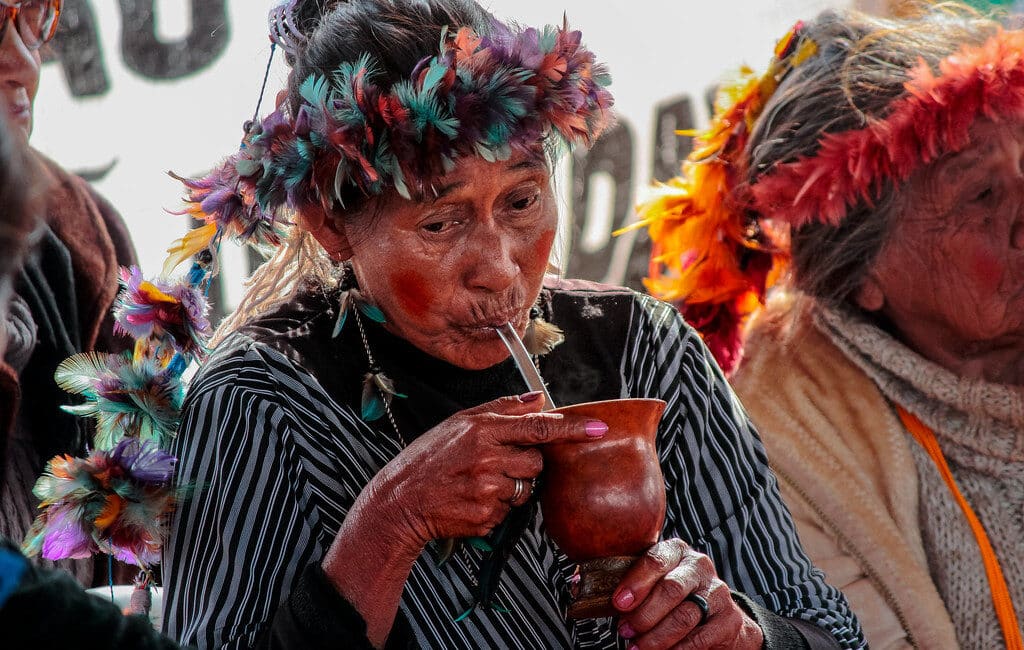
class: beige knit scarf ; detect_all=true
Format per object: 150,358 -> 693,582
816,306 -> 1024,648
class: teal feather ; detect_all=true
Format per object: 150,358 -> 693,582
332,293 -> 349,338
476,144 -> 498,163
329,54 -> 375,126
538,25 -> 558,51
394,81 -> 459,140
299,78 -> 327,112
392,165 -> 411,200
299,74 -> 330,108
234,158 -> 261,177
61,403 -> 99,418
360,376 -> 386,422
277,140 -> 314,192
465,537 -> 493,552
357,302 -> 386,324
472,501 -> 537,613
421,58 -> 449,93
54,353 -> 107,398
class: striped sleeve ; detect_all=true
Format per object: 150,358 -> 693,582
621,295 -> 867,649
161,340 -> 324,650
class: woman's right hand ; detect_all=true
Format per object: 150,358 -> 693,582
367,391 -> 609,552
322,391 -> 607,646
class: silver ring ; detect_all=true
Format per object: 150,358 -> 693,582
512,478 -> 526,503
685,593 -> 710,626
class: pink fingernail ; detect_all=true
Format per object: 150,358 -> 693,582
628,645 -> 639,650
585,420 -> 608,437
520,391 -> 543,402
614,588 -> 634,608
618,623 -> 635,639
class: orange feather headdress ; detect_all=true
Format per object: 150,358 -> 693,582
623,22 -> 815,374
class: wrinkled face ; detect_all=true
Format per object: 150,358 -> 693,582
0,5 -> 42,141
866,120 -> 1024,354
346,150 -> 557,370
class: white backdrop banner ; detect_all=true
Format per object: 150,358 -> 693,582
31,0 -> 849,319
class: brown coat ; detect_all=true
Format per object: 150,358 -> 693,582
732,301 -> 958,649
0,149 -> 135,432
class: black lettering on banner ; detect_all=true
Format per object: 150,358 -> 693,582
651,95 -> 696,182
567,121 -> 651,290
41,0 -> 109,97
119,0 -> 229,80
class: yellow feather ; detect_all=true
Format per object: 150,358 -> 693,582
162,223 -> 218,275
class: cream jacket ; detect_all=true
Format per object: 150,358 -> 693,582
732,305 -> 959,649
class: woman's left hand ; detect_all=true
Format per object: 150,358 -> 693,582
613,539 -> 764,649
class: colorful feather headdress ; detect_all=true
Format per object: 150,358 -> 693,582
622,22 -> 816,374
168,17 -> 613,269
634,25 -> 1024,375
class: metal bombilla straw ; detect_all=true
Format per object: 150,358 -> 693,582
494,322 -> 556,411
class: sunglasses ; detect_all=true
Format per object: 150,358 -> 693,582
0,0 -> 62,51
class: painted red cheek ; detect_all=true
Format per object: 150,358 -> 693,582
391,269 -> 435,319
970,251 -> 1004,288
531,229 -> 556,270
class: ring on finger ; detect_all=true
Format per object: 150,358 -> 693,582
684,592 -> 710,626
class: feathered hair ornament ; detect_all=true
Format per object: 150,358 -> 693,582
622,22 -> 816,375
170,17 -> 613,269
22,438 -> 181,568
25,252 -> 216,574
54,347 -> 186,451
113,266 -> 212,358
751,28 -> 1024,227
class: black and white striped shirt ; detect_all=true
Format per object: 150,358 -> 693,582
162,282 -> 865,649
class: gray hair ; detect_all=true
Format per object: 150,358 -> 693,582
747,4 -> 997,307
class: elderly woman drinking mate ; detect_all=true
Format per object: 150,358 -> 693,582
638,5 -> 1024,649
158,1 -> 863,648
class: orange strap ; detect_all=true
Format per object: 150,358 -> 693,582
897,407 -> 1024,650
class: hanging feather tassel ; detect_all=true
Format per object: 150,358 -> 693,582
22,439 -> 180,568
332,291 -> 350,339
454,500 -> 538,621
435,536 -> 493,567
360,367 -> 406,422
357,301 -> 386,324
435,538 -> 457,565
55,351 -> 186,451
523,315 -> 564,356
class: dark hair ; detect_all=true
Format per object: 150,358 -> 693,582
747,4 -> 997,307
286,0 -> 496,214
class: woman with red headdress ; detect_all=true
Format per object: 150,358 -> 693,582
637,4 -> 1024,648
